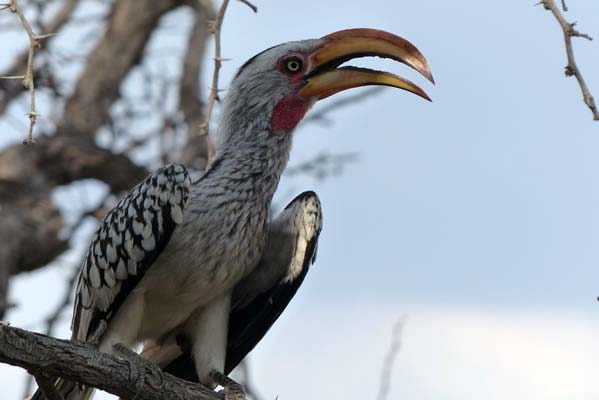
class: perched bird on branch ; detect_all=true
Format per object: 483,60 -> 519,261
32,28 -> 433,400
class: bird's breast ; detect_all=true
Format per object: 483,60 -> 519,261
141,203 -> 268,322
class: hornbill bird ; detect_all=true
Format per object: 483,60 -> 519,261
32,28 -> 433,400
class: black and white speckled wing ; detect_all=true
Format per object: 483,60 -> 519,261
71,164 -> 191,342
162,191 -> 322,380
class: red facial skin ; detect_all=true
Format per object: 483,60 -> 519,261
270,52 -> 315,134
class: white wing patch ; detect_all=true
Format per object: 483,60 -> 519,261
72,164 -> 191,341
286,194 -> 322,283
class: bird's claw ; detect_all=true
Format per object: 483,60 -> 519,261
223,383 -> 246,400
209,370 -> 246,400
88,319 -> 107,346
113,343 -> 163,396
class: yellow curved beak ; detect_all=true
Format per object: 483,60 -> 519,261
299,28 -> 434,101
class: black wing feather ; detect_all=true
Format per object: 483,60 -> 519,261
224,234 -> 316,374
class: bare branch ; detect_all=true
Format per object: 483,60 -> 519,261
57,0 -> 183,140
376,319 -> 405,400
540,0 -> 599,120
0,0 -> 79,116
199,0 -> 231,166
180,0 -> 214,170
0,323 -> 222,400
1,0 -> 56,143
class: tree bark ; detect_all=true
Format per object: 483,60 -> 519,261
0,324 -> 221,400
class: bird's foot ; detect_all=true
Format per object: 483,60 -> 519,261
113,343 -> 163,395
88,319 -> 108,346
209,370 -> 246,400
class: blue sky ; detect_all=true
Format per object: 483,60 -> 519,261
1,1 -> 598,399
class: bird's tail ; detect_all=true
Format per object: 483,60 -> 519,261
30,378 -> 95,400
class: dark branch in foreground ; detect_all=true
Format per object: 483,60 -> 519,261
0,323 -> 221,400
539,0 -> 599,121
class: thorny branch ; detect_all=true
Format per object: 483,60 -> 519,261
0,0 -> 55,143
0,0 -> 79,116
180,0 -> 214,170
539,0 -> 599,120
200,0 -> 257,167
199,0 -> 231,166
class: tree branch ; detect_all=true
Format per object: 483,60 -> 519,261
0,0 -> 181,325
199,0 -> 231,166
180,0 -> 214,170
0,323 -> 222,400
1,0 -> 56,143
539,0 -> 599,120
57,0 -> 183,139
0,0 -> 79,116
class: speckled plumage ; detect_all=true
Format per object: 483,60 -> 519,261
72,164 -> 191,342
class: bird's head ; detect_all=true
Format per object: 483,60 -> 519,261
218,28 -> 433,142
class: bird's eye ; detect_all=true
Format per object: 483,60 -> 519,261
283,57 -> 303,74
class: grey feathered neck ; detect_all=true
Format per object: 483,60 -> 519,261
193,97 -> 293,209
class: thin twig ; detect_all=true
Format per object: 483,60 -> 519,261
539,0 -> 599,120
199,0 -> 231,166
1,0 -> 56,143
0,0 -> 78,116
376,319 -> 405,400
